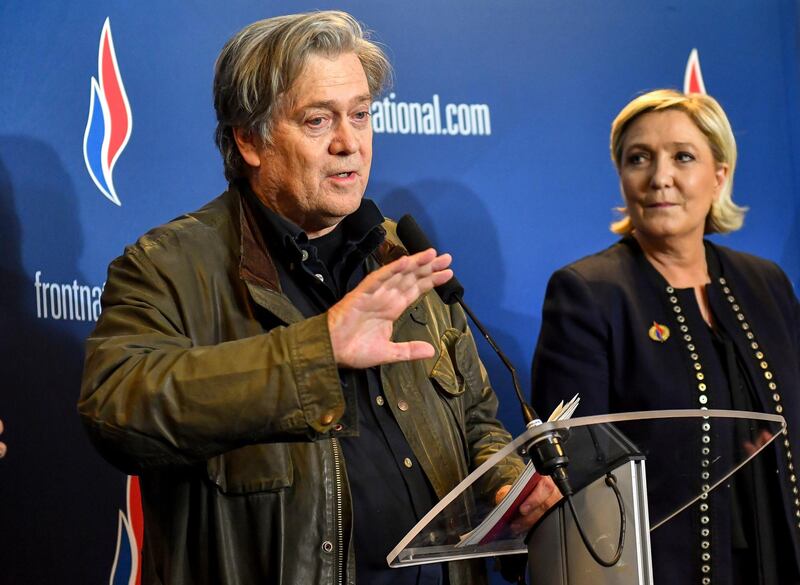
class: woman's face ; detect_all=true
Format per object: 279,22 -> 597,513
618,109 -> 728,244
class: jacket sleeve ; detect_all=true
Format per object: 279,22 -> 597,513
530,267 -> 611,417
78,244 -> 345,473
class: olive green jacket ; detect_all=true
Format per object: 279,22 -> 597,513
78,186 -> 522,585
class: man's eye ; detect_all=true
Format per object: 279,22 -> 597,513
353,111 -> 370,121
306,117 -> 326,127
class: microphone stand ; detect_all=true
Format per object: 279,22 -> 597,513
453,294 -> 538,427
452,293 -> 574,498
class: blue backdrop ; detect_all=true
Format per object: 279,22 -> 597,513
1,1 -> 798,582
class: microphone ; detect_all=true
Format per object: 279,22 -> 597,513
396,215 -> 464,304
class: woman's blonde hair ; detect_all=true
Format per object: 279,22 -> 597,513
609,89 -> 747,235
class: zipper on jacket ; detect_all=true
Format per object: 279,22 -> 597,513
331,438 -> 345,585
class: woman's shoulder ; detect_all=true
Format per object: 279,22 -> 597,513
556,238 -> 640,283
708,241 -> 797,309
709,241 -> 788,282
543,239 -> 647,308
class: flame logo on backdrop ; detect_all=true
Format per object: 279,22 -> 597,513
83,18 -> 132,206
109,475 -> 144,585
684,48 -> 707,94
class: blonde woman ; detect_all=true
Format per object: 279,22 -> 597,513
532,90 -> 800,585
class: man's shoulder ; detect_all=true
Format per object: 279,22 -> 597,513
380,217 -> 399,243
374,217 -> 410,265
123,189 -> 239,263
129,191 -> 233,251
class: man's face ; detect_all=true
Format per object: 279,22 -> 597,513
237,52 -> 373,237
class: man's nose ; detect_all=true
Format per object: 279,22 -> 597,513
329,120 -> 360,155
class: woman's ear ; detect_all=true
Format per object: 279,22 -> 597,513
713,163 -> 730,201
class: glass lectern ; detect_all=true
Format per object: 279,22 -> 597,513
387,409 -> 786,584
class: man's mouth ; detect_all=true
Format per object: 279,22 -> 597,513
328,171 -> 360,184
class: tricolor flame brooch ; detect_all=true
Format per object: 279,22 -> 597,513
648,321 -> 670,343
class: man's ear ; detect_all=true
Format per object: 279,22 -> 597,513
232,128 -> 262,168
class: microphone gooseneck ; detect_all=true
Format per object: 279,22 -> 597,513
395,214 -> 625,568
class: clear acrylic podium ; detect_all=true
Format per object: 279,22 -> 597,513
386,409 -> 786,584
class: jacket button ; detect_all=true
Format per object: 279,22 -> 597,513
322,541 -> 333,553
321,412 -> 334,425
398,400 -> 409,412
376,396 -> 385,406
333,423 -> 344,432
403,458 -> 413,468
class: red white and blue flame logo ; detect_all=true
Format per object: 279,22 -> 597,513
110,475 -> 144,585
82,18 -> 132,207
684,48 -> 707,94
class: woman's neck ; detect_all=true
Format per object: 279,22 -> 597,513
633,231 -> 710,289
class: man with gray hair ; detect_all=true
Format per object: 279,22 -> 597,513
79,11 -> 557,584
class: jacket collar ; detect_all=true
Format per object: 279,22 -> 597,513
621,235 -> 724,291
234,182 -> 407,294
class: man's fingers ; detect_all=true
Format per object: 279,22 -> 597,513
495,484 -> 512,505
509,477 -> 562,533
518,478 -> 557,516
369,250 -> 450,284
386,341 -> 436,364
356,251 -> 453,307
429,269 -> 454,288
430,252 -> 452,272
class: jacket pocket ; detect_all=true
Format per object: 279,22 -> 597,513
430,327 -> 485,395
430,328 -> 466,396
207,443 -> 293,494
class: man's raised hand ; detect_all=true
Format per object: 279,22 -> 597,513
328,249 -> 453,369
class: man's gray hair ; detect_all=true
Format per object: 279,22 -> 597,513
213,11 -> 391,182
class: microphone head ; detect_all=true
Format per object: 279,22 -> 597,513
396,214 -> 465,304
397,214 -> 433,254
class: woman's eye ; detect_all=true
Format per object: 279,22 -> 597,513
627,153 -> 647,165
676,152 -> 696,162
